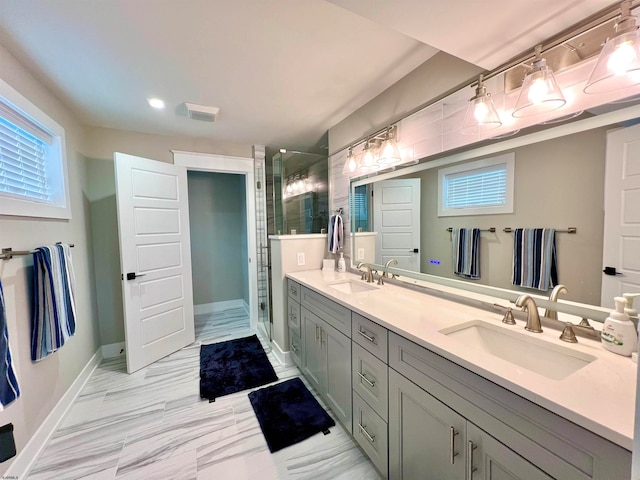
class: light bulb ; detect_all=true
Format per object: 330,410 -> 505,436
527,77 -> 549,105
608,40 -> 637,75
473,100 -> 489,122
348,156 -> 357,172
363,149 -> 375,167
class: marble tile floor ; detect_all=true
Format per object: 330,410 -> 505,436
27,308 -> 381,480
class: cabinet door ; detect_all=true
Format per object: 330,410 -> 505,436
301,308 -> 324,393
466,423 -> 552,480
323,321 -> 352,434
389,370 -> 466,480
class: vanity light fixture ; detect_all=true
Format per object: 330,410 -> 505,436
461,74 -> 502,135
513,45 -> 566,118
585,0 -> 640,94
377,126 -> 402,165
342,147 -> 357,175
359,139 -> 378,171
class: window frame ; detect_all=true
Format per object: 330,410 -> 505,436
0,78 -> 70,219
437,152 -> 515,217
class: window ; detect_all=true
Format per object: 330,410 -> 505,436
438,153 -> 514,217
351,184 -> 369,232
0,78 -> 69,219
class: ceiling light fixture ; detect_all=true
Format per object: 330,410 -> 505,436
146,98 -> 166,110
585,0 -> 640,94
513,45 -> 566,118
461,74 -> 502,135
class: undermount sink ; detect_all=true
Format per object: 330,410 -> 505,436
439,320 -> 597,380
327,279 -> 379,294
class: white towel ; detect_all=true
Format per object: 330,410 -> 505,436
328,214 -> 343,254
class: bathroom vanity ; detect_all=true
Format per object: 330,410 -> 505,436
285,270 -> 634,480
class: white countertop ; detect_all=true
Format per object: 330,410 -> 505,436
286,269 -> 637,451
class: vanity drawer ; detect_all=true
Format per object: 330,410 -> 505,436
353,391 -> 388,479
289,329 -> 302,367
352,313 -> 388,362
352,343 -> 388,420
288,279 -> 301,302
288,298 -> 301,338
301,286 -> 351,337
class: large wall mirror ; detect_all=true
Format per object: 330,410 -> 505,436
350,102 -> 640,320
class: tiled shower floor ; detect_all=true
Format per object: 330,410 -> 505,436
27,308 -> 380,479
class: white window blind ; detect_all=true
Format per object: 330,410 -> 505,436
438,153 -> 514,217
0,112 -> 52,203
444,164 -> 507,209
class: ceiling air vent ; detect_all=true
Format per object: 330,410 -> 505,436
184,103 -> 220,122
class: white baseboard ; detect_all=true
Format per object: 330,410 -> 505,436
194,299 -> 247,316
271,339 -> 293,367
101,342 -> 125,359
6,348 -> 103,479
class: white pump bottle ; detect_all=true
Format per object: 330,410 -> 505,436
601,297 -> 638,356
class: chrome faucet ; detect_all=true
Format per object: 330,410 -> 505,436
357,262 -> 374,283
544,284 -> 568,320
515,294 -> 543,333
378,259 -> 398,285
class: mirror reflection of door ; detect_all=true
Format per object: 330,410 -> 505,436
373,179 -> 421,271
601,123 -> 640,308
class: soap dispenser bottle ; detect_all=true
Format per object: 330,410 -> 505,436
337,252 -> 346,273
601,297 -> 638,356
622,293 -> 639,321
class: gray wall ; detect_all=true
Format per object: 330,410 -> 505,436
328,52 -> 482,154
0,42 -> 100,476
187,171 -> 248,306
400,127 -> 608,305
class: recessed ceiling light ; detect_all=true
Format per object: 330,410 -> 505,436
146,98 -> 165,110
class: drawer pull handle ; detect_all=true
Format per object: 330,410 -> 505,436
449,427 -> 458,465
358,423 -> 375,444
291,344 -> 298,353
357,328 -> 376,343
290,286 -> 297,295
315,324 -> 320,342
289,313 -> 297,321
467,441 -> 477,479
357,371 -> 376,388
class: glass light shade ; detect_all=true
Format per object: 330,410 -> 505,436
461,92 -> 502,135
358,143 -> 379,173
377,137 -> 401,165
512,58 -> 566,117
584,30 -> 640,94
342,149 -> 357,175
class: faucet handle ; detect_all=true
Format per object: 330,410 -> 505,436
502,308 -> 516,325
559,323 -> 578,343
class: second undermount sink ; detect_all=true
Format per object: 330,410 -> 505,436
327,279 -> 379,294
439,320 -> 597,381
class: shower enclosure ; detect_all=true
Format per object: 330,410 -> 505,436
272,150 -> 329,235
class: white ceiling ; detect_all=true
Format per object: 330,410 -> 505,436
0,0 -> 619,152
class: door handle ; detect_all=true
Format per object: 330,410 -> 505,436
603,266 -> 622,276
467,441 -> 477,479
126,272 -> 146,280
449,427 -> 459,465
409,248 -> 419,253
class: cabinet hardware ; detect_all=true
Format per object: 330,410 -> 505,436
357,328 -> 376,343
357,371 -> 376,388
450,427 -> 459,465
358,423 -> 375,443
467,441 -> 477,479
315,324 -> 320,342
290,286 -> 297,295
320,328 -> 326,345
291,344 -> 298,353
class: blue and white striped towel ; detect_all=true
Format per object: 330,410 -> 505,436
452,228 -> 481,279
0,281 -> 20,410
328,214 -> 343,254
31,244 -> 77,362
512,228 -> 558,291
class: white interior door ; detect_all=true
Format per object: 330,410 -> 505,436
115,152 -> 195,373
601,124 -> 640,308
373,178 -> 421,271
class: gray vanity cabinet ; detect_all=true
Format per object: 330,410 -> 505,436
300,300 -> 352,434
287,280 -> 303,367
389,370 -> 551,480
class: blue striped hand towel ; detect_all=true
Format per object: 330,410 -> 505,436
31,244 -> 77,362
512,228 -> 558,291
0,281 -> 20,409
452,228 -> 481,279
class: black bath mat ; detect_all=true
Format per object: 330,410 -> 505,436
200,334 -> 278,402
248,377 -> 336,453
